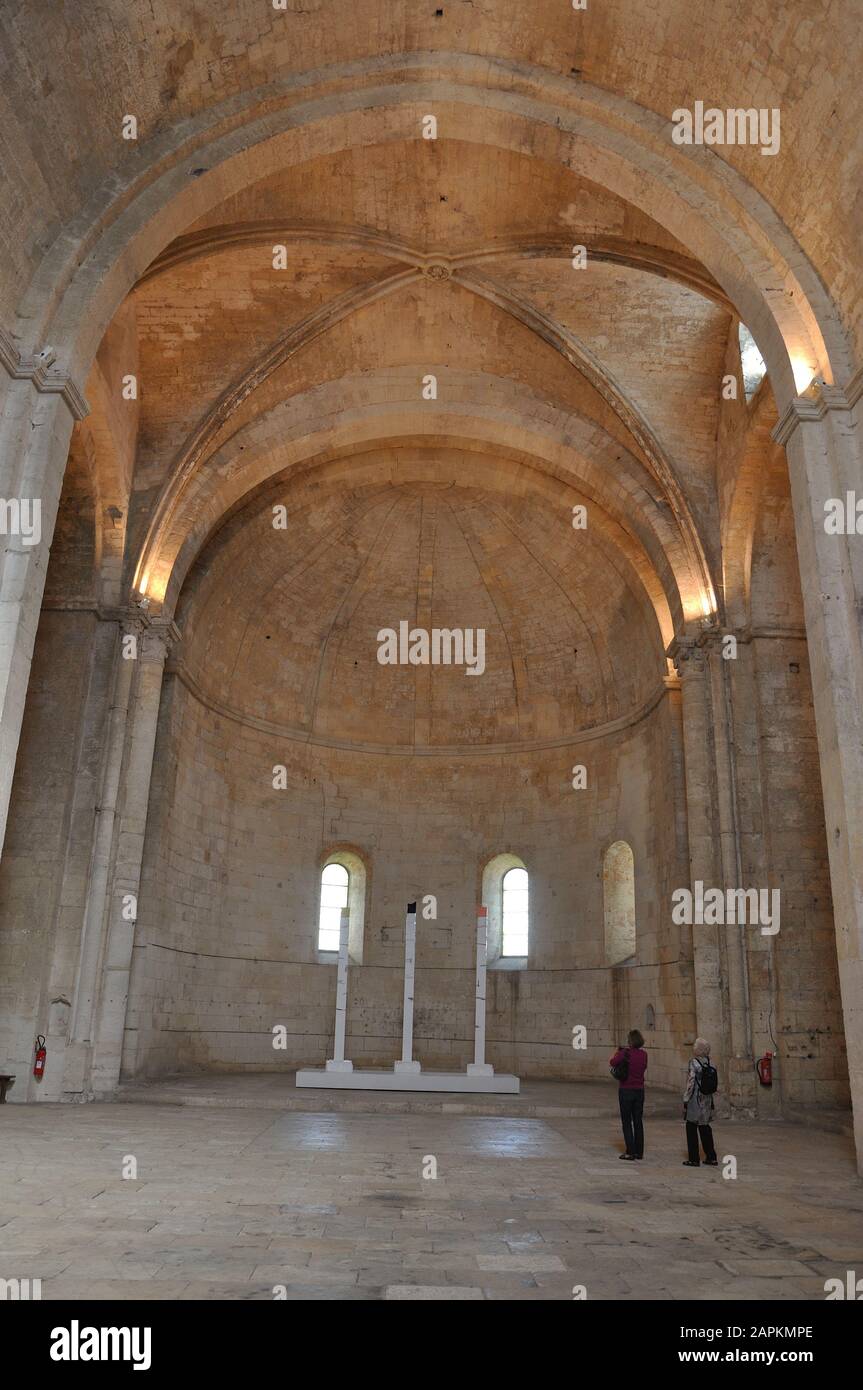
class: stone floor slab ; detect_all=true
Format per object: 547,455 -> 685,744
0,1082 -> 860,1302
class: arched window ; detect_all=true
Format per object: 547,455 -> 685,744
738,321 -> 767,401
603,840 -> 636,965
318,862 -> 349,952
502,866 -> 529,957
481,853 -> 529,964
316,850 -> 368,962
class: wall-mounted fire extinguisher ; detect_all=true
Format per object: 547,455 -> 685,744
33,1035 -> 46,1081
756,1050 -> 773,1087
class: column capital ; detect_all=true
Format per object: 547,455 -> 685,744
140,617 -> 180,663
0,327 -> 90,420
115,610 -> 180,661
772,366 -> 863,447
668,621 -> 758,673
666,632 -> 708,678
667,628 -> 722,675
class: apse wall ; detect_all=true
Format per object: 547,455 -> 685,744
122,674 -> 694,1089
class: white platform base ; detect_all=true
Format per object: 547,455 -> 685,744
296,1067 -> 520,1094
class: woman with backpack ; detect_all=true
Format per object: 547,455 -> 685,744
609,1029 -> 648,1160
682,1037 -> 718,1167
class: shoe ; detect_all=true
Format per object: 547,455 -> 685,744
635,1155 -> 643,1160
704,1159 -> 718,1166
682,1160 -> 700,1167
619,1153 -> 636,1160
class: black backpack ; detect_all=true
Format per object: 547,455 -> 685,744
610,1047 -> 630,1082
696,1059 -> 718,1095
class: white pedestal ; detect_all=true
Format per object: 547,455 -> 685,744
325,1059 -> 354,1072
394,1059 -> 421,1074
296,1067 -> 520,1094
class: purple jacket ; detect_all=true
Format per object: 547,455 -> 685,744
610,1046 -> 648,1089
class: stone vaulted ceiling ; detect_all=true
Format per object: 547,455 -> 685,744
7,1 -> 860,757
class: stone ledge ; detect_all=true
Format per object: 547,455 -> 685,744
0,327 -> 90,419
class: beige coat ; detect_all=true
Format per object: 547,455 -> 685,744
683,1057 -> 715,1125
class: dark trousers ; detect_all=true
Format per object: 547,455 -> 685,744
618,1088 -> 644,1157
686,1120 -> 717,1164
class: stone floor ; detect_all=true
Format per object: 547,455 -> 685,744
1,1079 -> 861,1300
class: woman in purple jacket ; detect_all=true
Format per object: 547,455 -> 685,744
609,1029 -> 648,1160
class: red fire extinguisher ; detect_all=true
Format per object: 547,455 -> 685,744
756,1050 -> 773,1087
33,1035 -> 46,1081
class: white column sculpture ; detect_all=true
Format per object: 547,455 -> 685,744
394,901 -> 421,1073
467,904 -> 494,1076
326,910 -> 353,1072
297,898 -> 518,1092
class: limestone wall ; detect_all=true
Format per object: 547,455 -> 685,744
124,673 -> 694,1090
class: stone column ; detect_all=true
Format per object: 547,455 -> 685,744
0,348 -> 88,858
0,605 -> 120,1101
30,614 -> 131,1102
774,377 -> 863,1171
671,637 -> 729,1069
90,620 -> 173,1093
722,633 -> 783,1121
660,670 -> 702,1066
704,631 -> 758,1112
63,619 -> 139,1093
672,631 -> 770,1112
